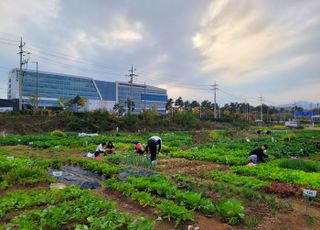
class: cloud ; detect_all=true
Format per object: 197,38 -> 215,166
0,0 -> 59,34
192,0 -> 320,85
75,16 -> 144,49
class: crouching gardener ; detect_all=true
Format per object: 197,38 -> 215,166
145,136 -> 162,164
248,144 -> 269,164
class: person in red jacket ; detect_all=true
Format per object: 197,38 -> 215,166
94,151 -> 101,161
134,140 -> 144,155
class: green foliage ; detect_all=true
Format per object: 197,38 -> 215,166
105,154 -> 123,165
50,129 -> 66,137
173,111 -> 198,128
0,157 -> 53,188
65,157 -> 119,177
4,166 -> 50,186
75,213 -> 155,230
210,170 -> 270,190
231,164 -> 320,189
0,186 -> 84,218
216,198 -> 245,225
273,125 -> 286,130
278,159 -> 320,172
156,200 -> 194,226
283,133 -> 297,141
9,194 -> 115,229
124,153 -> 155,169
209,130 -> 224,140
132,191 -> 157,207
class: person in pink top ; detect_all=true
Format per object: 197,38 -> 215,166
133,140 -> 144,155
94,151 -> 101,161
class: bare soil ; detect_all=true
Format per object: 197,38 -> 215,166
157,158 -> 228,177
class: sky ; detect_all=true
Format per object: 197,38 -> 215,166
0,0 -> 319,106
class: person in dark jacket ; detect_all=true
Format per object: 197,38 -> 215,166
145,136 -> 162,162
248,144 -> 268,164
105,141 -> 115,155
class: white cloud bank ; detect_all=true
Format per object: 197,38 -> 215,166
192,0 -> 320,86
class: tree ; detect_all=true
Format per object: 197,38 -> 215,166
126,98 -> 135,113
166,98 -> 174,111
72,96 -> 87,112
174,97 -> 184,109
113,103 -> 125,116
58,98 -> 72,111
29,94 -> 39,110
190,100 -> 200,109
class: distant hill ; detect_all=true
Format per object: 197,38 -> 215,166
278,101 -> 319,110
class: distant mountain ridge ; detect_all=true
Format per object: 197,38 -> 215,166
278,101 -> 319,110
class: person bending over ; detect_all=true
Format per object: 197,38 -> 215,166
248,144 -> 269,164
145,136 -> 162,162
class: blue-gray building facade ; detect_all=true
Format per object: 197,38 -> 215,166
7,69 -> 167,114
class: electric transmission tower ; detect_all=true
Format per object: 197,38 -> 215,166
211,82 -> 218,119
125,64 -> 138,113
259,95 -> 263,121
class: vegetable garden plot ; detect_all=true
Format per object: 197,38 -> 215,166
0,186 -> 154,230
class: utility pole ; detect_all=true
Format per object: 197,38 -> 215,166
32,61 -> 39,109
126,64 -> 138,113
317,103 -> 319,115
212,82 -> 218,119
17,37 -> 30,111
245,100 -> 249,121
259,95 -> 263,122
144,82 -> 146,110
199,100 -> 202,119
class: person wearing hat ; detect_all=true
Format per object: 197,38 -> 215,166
133,140 -> 144,155
248,144 -> 269,164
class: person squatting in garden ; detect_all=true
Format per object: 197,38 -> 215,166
145,136 -> 162,163
248,144 -> 269,164
96,142 -> 106,155
134,140 -> 145,155
94,151 -> 101,161
105,141 -> 115,155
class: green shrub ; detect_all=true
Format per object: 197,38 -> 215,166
209,130 -> 221,140
273,125 -> 286,130
283,133 -> 297,141
50,130 -> 66,137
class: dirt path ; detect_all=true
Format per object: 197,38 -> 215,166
157,158 -> 227,177
257,199 -> 320,230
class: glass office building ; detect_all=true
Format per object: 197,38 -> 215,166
7,69 -> 167,114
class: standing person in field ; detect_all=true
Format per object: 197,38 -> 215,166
134,140 -> 145,155
145,136 -> 162,163
105,141 -> 115,155
96,142 -> 106,155
248,144 -> 269,164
